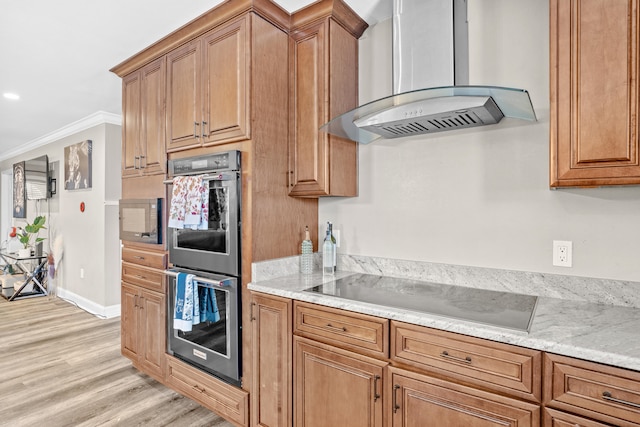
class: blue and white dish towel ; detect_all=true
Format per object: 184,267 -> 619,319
173,273 -> 200,332
199,286 -> 221,323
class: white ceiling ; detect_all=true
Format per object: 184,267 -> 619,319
0,0 -> 391,161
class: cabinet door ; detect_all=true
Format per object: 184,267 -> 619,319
289,19 -> 358,197
122,72 -> 141,178
251,293 -> 292,427
139,289 -> 166,379
550,0 -> 640,187
121,282 -> 140,360
294,336 -> 386,427
166,39 -> 202,152
139,57 -> 166,176
201,16 -> 250,146
390,367 -> 540,427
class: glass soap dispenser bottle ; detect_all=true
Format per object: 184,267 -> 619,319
322,223 -> 335,277
300,226 -> 313,275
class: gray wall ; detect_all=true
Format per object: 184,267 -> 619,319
319,0 -> 640,283
0,121 -> 122,315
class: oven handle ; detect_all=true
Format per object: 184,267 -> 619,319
163,172 -> 238,184
164,270 -> 233,289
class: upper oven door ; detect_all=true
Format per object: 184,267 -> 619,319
168,172 -> 240,276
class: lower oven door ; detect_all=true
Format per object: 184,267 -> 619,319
166,268 -> 241,386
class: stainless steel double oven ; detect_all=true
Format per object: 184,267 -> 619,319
165,150 -> 242,386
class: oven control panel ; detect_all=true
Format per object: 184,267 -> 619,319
169,150 -> 240,176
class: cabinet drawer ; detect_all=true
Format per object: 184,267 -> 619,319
293,301 -> 389,358
166,355 -> 248,427
543,407 -> 616,427
121,262 -> 165,293
122,246 -> 166,269
544,353 -> 640,426
391,321 -> 542,402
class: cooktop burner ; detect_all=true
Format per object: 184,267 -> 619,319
303,274 -> 538,332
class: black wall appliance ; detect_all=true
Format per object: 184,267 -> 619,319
164,150 -> 242,386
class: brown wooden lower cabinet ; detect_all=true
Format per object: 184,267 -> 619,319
294,336 -> 387,427
121,282 -> 166,381
250,293 -> 292,427
389,366 -> 540,427
249,292 -> 640,427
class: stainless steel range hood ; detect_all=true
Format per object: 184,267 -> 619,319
321,0 -> 537,144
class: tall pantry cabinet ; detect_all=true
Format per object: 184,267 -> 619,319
110,0 -> 365,425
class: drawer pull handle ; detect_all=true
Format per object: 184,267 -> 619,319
373,375 -> 381,402
250,302 -> 256,321
602,391 -> 640,409
135,275 -> 147,280
133,255 -> 145,260
325,323 -> 347,332
441,351 -> 472,364
193,385 -> 205,393
393,384 -> 401,413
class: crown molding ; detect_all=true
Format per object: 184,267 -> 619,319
0,111 -> 121,162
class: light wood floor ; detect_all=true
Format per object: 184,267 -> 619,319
0,296 -> 233,427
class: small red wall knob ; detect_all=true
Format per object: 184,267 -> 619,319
80,202 -> 85,212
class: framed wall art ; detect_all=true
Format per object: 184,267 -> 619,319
13,161 -> 26,218
64,139 -> 92,190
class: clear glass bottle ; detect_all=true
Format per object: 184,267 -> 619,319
300,226 -> 313,275
327,222 -> 337,272
322,225 -> 335,277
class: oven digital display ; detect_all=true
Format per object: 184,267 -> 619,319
191,159 -> 208,169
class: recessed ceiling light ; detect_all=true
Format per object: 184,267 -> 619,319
3,93 -> 20,100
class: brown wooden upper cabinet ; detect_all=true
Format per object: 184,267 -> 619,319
122,57 -> 166,178
166,15 -> 250,152
550,0 -> 640,187
288,6 -> 367,197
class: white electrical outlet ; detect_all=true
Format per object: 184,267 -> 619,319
334,230 -> 341,248
553,240 -> 572,267
80,268 -> 85,279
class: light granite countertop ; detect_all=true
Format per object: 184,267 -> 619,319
248,255 -> 640,372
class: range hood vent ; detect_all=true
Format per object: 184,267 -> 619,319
354,95 -> 503,138
321,0 -> 537,144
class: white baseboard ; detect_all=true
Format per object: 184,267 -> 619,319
55,287 -> 121,319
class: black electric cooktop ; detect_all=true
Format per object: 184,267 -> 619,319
304,274 -> 538,332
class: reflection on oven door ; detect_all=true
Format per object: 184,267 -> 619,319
176,286 -> 228,356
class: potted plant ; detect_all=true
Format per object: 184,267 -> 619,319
18,215 -> 46,258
